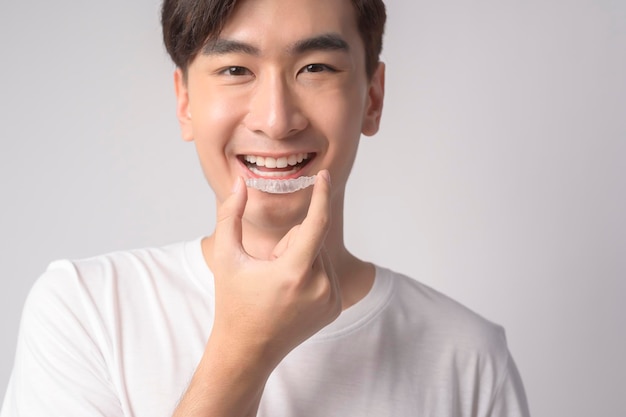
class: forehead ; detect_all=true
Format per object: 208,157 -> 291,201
219,0 -> 362,52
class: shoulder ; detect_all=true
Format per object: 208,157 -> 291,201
25,239 -> 205,325
370,266 -> 529,416
377,265 -> 509,358
32,239 -> 198,295
70,240 -> 193,283
379,267 -> 528,411
4,243 -> 201,417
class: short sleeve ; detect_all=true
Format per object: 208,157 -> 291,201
488,349 -> 531,417
1,261 -> 123,417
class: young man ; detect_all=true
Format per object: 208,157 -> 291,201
2,0 -> 530,416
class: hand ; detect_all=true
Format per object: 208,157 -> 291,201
173,172 -> 340,416
209,170 -> 341,370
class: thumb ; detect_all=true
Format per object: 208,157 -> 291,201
213,177 -> 248,259
285,170 -> 332,266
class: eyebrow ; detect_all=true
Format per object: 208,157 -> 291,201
202,39 -> 259,56
290,33 -> 350,55
201,33 -> 349,57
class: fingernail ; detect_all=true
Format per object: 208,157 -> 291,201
319,170 -> 331,185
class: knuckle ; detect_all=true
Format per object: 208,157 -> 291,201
310,272 -> 334,305
318,212 -> 331,228
216,204 -> 236,225
308,212 -> 330,232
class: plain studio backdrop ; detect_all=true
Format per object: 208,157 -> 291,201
1,0 -> 624,416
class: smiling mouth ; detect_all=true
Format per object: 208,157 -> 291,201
239,152 -> 314,178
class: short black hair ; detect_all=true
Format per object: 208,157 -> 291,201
161,0 -> 386,79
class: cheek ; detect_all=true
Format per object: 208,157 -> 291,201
320,88 -> 367,146
334,83 -> 368,131
193,96 -> 242,136
191,95 -> 246,157
189,96 -> 246,199
320,107 -> 364,183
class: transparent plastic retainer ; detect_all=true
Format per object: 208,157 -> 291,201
245,175 -> 316,194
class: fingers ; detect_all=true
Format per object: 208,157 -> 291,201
286,170 -> 332,265
271,225 -> 299,260
215,171 -> 330,267
214,177 -> 248,259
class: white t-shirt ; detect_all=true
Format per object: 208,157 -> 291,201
2,238 -> 530,416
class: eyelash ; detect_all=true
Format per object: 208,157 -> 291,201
220,66 -> 251,76
300,64 -> 337,74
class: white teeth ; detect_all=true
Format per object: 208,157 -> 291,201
244,153 -> 310,168
265,157 -> 277,168
276,157 -> 288,168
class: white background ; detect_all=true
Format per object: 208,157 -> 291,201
1,0 -> 625,416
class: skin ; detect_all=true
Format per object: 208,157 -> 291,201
171,0 -> 384,415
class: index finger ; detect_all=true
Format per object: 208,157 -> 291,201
284,170 -> 332,265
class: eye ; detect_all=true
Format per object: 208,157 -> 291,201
300,64 -> 336,74
220,66 -> 252,76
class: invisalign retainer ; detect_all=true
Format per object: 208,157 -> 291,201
245,175 -> 316,194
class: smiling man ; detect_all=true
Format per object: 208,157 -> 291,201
1,0 -> 529,416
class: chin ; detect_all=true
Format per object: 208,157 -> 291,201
245,188 -> 312,230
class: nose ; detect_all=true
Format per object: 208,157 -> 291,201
244,72 -> 308,140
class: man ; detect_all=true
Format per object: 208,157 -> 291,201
2,0 -> 530,416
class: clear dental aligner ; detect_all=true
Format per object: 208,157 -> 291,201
245,175 -> 316,194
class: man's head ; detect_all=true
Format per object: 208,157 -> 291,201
162,0 -> 386,79
164,0 -> 386,235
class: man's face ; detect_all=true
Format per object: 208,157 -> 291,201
175,0 -> 384,230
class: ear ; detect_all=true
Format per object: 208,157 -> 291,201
174,68 -> 194,142
361,62 -> 385,137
